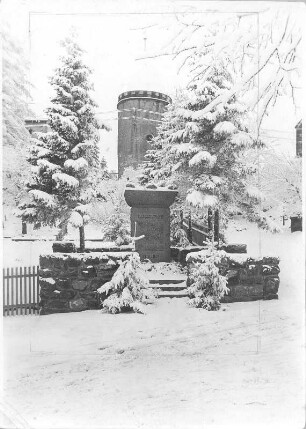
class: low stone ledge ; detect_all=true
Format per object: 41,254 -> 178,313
171,246 -> 206,265
81,245 -> 134,253
171,243 -> 247,265
52,241 -> 77,253
39,251 -> 134,315
52,241 -> 134,254
220,243 -> 247,254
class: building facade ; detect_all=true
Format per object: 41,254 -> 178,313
117,90 -> 171,177
25,118 -> 51,134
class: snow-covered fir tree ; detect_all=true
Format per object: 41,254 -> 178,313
98,254 -> 156,314
139,63 -> 272,236
187,242 -> 229,310
18,34 -> 108,249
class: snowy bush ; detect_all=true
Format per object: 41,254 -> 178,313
102,206 -> 131,246
187,242 -> 229,310
98,254 -> 156,314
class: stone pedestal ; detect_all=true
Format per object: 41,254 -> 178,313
124,188 -> 178,262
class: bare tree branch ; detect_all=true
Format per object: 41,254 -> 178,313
136,45 -> 197,61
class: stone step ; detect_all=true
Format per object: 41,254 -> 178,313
148,277 -> 187,285
149,282 -> 187,292
158,290 -> 189,298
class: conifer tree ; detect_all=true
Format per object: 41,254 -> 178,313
18,34 -> 107,249
139,64 -> 270,236
98,254 -> 157,314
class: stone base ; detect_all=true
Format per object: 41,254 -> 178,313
187,252 -> 280,302
290,216 -> 302,232
39,252 -> 134,315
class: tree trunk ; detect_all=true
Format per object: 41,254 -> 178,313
180,209 -> 184,229
79,225 -> 85,252
214,209 -> 220,245
208,208 -> 213,241
22,221 -> 27,235
187,210 -> 192,243
56,222 -> 68,241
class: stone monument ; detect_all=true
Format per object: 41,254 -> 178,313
124,187 -> 178,262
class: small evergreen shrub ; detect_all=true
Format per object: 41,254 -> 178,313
187,242 -> 229,310
98,254 -> 156,314
102,205 -> 131,246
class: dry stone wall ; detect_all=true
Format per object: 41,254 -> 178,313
187,253 -> 280,302
39,252 -> 133,315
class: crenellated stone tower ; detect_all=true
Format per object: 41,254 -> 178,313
117,90 -> 171,177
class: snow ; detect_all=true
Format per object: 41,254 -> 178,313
71,85 -> 87,98
52,173 -> 79,188
48,103 -> 73,116
2,222 -> 304,429
30,146 -> 51,158
52,85 -> 72,100
51,114 -> 79,135
68,211 -> 84,228
231,131 -> 253,147
18,207 -> 37,217
3,239 -> 54,267
37,159 -> 60,172
186,190 -> 218,208
64,157 -> 88,171
77,104 -> 92,115
189,151 -> 216,168
71,141 -> 94,155
42,278 -> 56,285
214,120 -> 237,135
171,143 -> 198,156
185,121 -> 200,133
74,204 -> 90,215
245,185 -> 265,200
29,190 -> 56,208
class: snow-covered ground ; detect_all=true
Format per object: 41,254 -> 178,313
1,221 -> 305,429
2,222 -> 108,267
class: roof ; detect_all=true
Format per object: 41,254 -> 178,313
118,90 -> 172,106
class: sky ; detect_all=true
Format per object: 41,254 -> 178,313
2,0 -> 304,171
